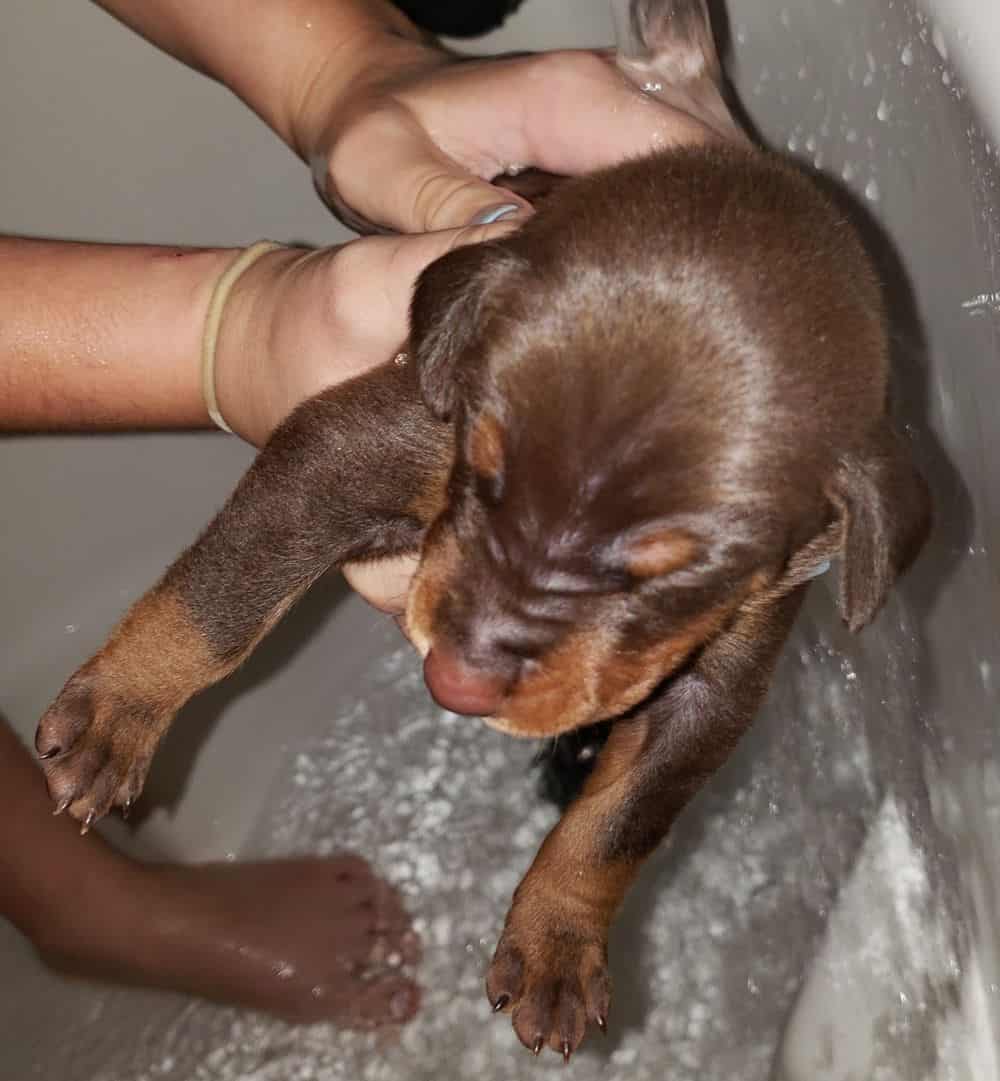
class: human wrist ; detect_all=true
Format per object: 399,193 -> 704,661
291,20 -> 447,189
211,245 -> 309,447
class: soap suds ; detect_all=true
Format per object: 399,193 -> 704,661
68,588 -> 961,1081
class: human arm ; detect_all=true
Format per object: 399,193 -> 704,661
92,0 -> 722,233
0,223 -> 510,447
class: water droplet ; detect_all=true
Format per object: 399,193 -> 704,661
865,179 -> 881,202
901,44 -> 914,67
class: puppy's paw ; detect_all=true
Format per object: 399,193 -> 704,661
486,900 -> 611,1062
35,664 -> 171,830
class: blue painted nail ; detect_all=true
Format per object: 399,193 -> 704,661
469,203 -> 523,226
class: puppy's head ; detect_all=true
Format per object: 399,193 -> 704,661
404,147 -> 930,737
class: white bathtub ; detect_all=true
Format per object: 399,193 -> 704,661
1,1 -> 998,1078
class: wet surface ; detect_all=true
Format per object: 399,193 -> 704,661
3,589 -> 909,1081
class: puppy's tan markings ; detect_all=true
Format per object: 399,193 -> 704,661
37,588 -> 220,825
487,627 -> 609,737
468,411 -> 505,483
623,527 -> 697,579
404,524 -> 461,657
593,601 -> 734,713
486,717 -> 652,1056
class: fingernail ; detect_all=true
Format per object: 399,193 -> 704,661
469,203 -> 524,226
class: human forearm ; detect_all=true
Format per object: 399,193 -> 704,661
0,221 -> 514,445
92,0 -> 430,162
0,718 -> 133,949
0,237 -> 231,432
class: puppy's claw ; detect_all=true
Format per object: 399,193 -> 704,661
562,1041 -> 572,1064
80,810 -> 96,836
532,1036 -> 544,1057
121,798 -> 132,821
596,1015 -> 608,1035
53,797 -> 71,817
38,747 -> 60,760
492,994 -> 510,1013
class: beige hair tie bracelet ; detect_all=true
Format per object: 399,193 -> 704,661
201,240 -> 285,433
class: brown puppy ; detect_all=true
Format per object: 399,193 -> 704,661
35,0 -> 930,1062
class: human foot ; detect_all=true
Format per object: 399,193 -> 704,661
39,853 -> 421,1028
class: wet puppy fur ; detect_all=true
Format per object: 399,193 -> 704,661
36,0 -> 930,1061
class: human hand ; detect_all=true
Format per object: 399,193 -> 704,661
299,29 -> 723,234
211,220 -> 517,450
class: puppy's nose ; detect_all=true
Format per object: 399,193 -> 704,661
423,646 -> 511,717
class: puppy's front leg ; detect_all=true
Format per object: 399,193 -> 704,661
36,360 -> 450,827
487,587 -> 805,1060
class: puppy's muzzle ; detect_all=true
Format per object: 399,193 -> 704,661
422,643 -> 517,717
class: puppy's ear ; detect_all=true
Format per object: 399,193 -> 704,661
826,425 -> 931,632
409,243 -> 523,420
614,0 -> 741,141
617,0 -> 721,80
